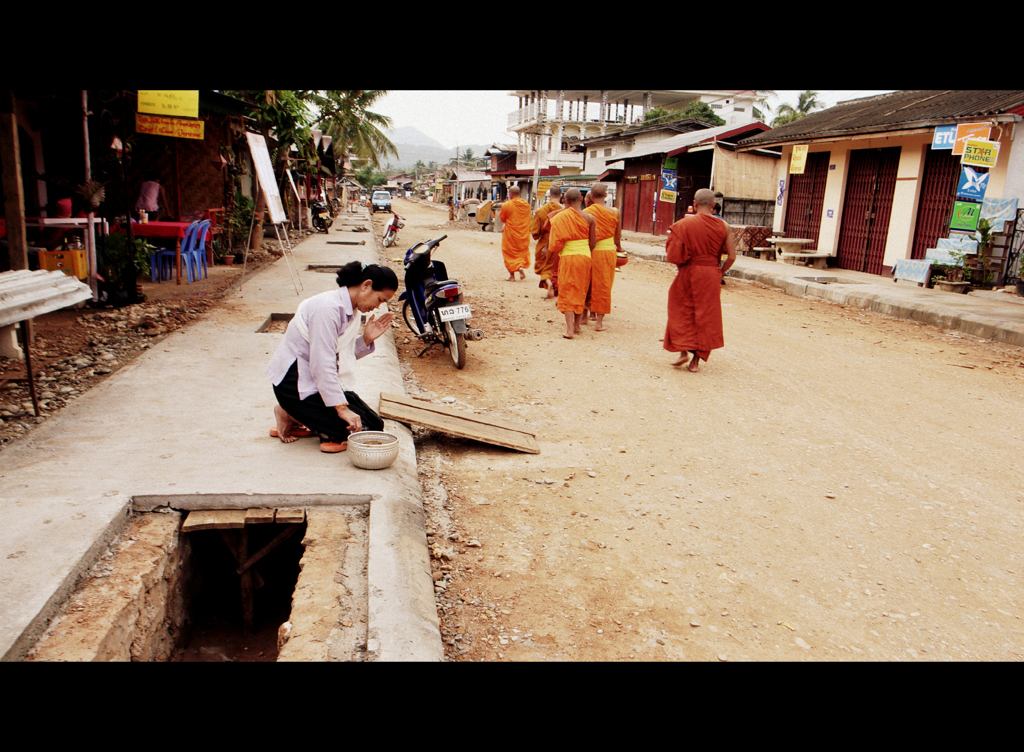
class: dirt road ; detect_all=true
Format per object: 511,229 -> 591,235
379,197 -> 1024,662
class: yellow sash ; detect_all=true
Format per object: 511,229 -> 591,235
594,237 -> 615,252
560,239 -> 591,257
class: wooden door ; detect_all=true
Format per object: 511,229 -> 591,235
911,147 -> 960,260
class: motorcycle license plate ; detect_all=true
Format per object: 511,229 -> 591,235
439,304 -> 471,322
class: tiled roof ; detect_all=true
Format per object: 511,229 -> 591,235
738,90 -> 1024,149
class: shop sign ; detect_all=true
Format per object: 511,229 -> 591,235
662,170 -> 677,191
950,200 -> 981,232
135,113 -> 204,140
932,125 -> 957,150
660,189 -> 677,203
777,179 -> 785,206
640,174 -> 657,181
664,157 -> 678,170
952,123 -> 991,155
138,91 -> 199,119
961,138 -> 1000,168
790,145 -> 808,174
956,165 -> 989,201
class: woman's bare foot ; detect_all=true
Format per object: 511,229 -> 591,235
274,405 -> 300,443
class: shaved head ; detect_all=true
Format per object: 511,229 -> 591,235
549,185 -> 562,198
509,185 -> 521,198
564,188 -> 582,204
694,188 -> 715,208
590,183 -> 607,198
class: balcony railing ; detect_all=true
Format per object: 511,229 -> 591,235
515,151 -> 584,171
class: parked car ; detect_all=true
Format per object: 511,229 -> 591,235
371,191 -> 392,213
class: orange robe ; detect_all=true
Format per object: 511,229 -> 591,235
531,200 -> 562,287
664,213 -> 729,362
549,209 -> 592,315
499,198 -> 532,274
583,204 -> 619,315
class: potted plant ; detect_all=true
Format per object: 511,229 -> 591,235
95,233 -> 155,306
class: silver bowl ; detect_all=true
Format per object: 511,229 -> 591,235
347,431 -> 400,470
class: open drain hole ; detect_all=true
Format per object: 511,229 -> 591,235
27,505 -> 370,663
257,313 -> 294,333
174,519 -> 307,662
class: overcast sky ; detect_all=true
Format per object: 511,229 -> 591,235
373,90 -> 898,150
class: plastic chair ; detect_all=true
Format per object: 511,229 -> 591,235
155,221 -> 200,283
182,220 -> 211,282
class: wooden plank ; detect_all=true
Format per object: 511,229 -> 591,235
181,509 -> 248,533
380,392 -> 535,436
379,393 -> 539,454
245,508 -> 276,524
275,508 -> 306,524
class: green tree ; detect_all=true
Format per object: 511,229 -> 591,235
643,102 -> 725,127
771,91 -> 822,127
305,90 -> 398,171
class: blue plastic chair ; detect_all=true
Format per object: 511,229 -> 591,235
183,220 -> 211,282
156,221 -> 200,283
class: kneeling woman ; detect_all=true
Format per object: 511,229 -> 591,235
266,262 -> 397,452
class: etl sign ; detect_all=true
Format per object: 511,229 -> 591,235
932,126 -> 956,150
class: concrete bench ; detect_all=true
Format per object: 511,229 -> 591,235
751,247 -> 776,261
778,252 -> 830,269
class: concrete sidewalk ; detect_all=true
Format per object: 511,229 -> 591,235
0,208 -> 443,662
621,230 -> 1024,349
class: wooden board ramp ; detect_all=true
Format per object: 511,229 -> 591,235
182,508 -> 304,532
378,392 -> 539,454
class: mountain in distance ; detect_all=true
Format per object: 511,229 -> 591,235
384,126 -> 493,172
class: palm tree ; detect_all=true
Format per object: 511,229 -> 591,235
308,90 -> 399,171
772,91 -> 822,127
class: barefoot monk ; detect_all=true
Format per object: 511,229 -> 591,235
548,188 -> 596,339
664,188 -> 735,372
499,185 -> 532,281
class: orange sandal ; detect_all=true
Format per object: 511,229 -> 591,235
270,427 -> 314,438
319,441 -> 348,453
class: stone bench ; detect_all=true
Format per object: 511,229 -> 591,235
750,247 -> 777,261
778,252 -> 830,269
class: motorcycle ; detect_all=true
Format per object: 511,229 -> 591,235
382,210 -> 405,248
311,199 -> 333,233
398,234 -> 484,370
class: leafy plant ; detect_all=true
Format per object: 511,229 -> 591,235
95,232 -> 153,281
227,190 -> 254,250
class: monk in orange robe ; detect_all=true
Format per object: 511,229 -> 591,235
531,186 -> 563,298
664,188 -> 736,372
499,185 -> 532,281
582,182 -> 621,331
548,188 -> 596,339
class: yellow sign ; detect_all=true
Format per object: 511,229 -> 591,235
790,144 -> 808,174
953,123 -> 991,156
538,180 -> 554,197
660,189 -> 677,203
136,113 -> 205,140
138,90 -> 199,119
962,138 -> 1000,168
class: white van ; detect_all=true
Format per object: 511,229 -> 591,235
371,191 -> 392,213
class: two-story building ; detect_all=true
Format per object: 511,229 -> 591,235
505,90 -> 767,204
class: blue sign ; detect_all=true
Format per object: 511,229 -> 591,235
956,165 -> 989,201
661,170 -> 677,191
777,179 -> 786,206
933,125 -> 956,150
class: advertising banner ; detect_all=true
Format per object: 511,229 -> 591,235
932,125 -> 956,150
135,113 -> 204,140
962,138 -> 1000,168
660,189 -> 677,204
790,145 -> 808,174
137,91 -> 199,119
950,200 -> 981,232
952,123 -> 992,155
956,165 -> 989,201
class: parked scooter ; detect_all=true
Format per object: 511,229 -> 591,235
382,210 -> 405,248
399,235 -> 484,370
311,199 -> 333,233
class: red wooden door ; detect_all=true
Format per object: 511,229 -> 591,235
637,176 -> 657,234
784,151 -> 829,249
836,147 -> 901,274
911,147 -> 960,259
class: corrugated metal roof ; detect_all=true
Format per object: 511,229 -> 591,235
615,122 -> 771,161
738,90 -> 1024,149
0,270 -> 93,328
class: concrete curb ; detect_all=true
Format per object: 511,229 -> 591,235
626,243 -> 1024,349
0,208 -> 443,662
